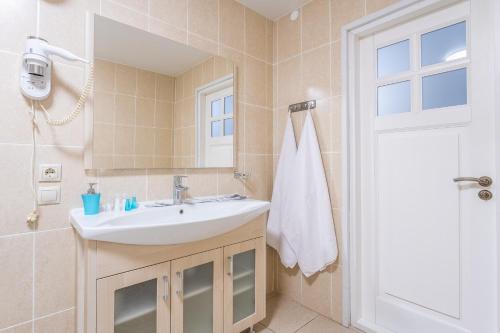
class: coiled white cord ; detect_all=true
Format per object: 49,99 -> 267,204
26,101 -> 39,226
39,63 -> 94,126
25,64 -> 94,226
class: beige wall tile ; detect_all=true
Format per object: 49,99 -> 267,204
35,229 -> 75,317
331,41 -> 341,96
302,45 -> 331,101
134,155 -> 154,168
39,0 -> 87,59
115,64 -> 137,95
186,169 -> 218,197
331,263 -> 343,323
302,269 -> 332,318
147,169 -> 176,200
98,170 -> 148,200
245,105 -> 272,155
35,308 -> 75,333
188,0 -> 219,42
114,125 -> 135,154
137,70 -> 156,99
155,129 -> 173,157
94,123 -> 114,155
156,75 -> 175,102
155,101 -> 173,129
261,295 -> 317,332
331,0 -> 364,42
244,57 -> 267,106
135,127 -> 155,155
0,234 -> 33,329
187,33 -> 219,55
245,9 -> 267,61
0,53 -> 32,144
277,56 -> 301,107
113,155 -> 135,169
0,145 -> 35,236
244,155 -> 272,200
220,0 -> 245,51
148,18 -> 188,45
113,0 -> 147,13
366,0 -> 399,14
94,59 -> 115,92
277,264 -> 301,302
0,322 -> 32,333
115,94 -> 136,125
217,169 -> 245,195
311,99 -> 333,152
302,0 -> 330,51
101,0 -> 147,30
136,98 -> 155,127
94,92 -> 115,123
277,15 -> 301,62
0,0 -> 36,53
149,0 -> 187,30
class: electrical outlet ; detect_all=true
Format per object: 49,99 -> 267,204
39,164 -> 62,182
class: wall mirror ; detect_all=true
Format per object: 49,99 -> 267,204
85,14 -> 237,169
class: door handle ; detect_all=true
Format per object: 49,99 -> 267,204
227,256 -> 233,276
453,176 -> 493,187
163,275 -> 169,302
176,271 -> 183,298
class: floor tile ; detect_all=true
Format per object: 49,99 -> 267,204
296,315 -> 357,333
260,295 -> 318,333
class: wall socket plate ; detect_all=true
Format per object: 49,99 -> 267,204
39,164 -> 62,182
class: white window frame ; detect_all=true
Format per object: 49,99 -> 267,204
195,74 -> 234,167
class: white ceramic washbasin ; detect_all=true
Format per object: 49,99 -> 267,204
70,198 -> 270,245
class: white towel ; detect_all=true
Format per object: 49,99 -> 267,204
267,114 -> 298,268
283,111 -> 338,277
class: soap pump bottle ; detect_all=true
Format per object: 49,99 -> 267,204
81,183 -> 101,215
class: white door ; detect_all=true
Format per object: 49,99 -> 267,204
356,1 -> 496,332
203,87 -> 234,167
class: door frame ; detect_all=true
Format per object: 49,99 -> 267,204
340,0 -> 500,331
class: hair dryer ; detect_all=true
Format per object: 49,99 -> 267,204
20,36 -> 90,100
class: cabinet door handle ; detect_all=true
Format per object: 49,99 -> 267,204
163,275 -> 169,302
176,271 -> 183,298
227,256 -> 233,276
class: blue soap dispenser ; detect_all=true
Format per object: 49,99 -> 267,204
81,183 -> 101,215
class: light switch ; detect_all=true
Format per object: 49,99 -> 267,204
38,185 -> 61,205
39,164 -> 62,182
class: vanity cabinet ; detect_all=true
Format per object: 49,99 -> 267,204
96,262 -> 171,333
77,217 -> 267,333
224,238 -> 265,333
171,249 -> 223,333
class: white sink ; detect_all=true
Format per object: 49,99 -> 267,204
70,199 -> 270,245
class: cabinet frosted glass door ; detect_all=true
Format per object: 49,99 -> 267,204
171,248 -> 223,333
96,262 -> 170,333
224,237 -> 265,333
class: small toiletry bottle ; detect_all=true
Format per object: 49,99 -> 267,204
81,183 -> 101,215
113,194 -> 121,213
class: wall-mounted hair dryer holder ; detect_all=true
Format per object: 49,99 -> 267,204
20,36 -> 89,101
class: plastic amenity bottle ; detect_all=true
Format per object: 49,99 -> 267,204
81,183 -> 101,215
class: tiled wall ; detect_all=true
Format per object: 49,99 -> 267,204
272,0 -> 398,323
93,58 -> 175,169
0,0 -> 273,331
172,55 -> 234,168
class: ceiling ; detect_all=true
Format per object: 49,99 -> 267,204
236,0 -> 310,20
94,15 -> 211,76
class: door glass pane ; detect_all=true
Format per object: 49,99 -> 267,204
224,95 -> 233,114
114,279 -> 157,333
377,40 -> 410,78
211,99 -> 222,117
183,262 -> 214,333
421,21 -> 466,66
377,81 -> 411,116
422,68 -> 467,110
211,121 -> 222,137
233,249 -> 256,323
224,118 -> 233,136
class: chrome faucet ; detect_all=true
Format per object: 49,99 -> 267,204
173,175 -> 188,205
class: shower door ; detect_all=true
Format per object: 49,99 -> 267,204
354,0 -> 497,332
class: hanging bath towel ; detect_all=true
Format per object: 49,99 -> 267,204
283,111 -> 338,277
267,114 -> 298,268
